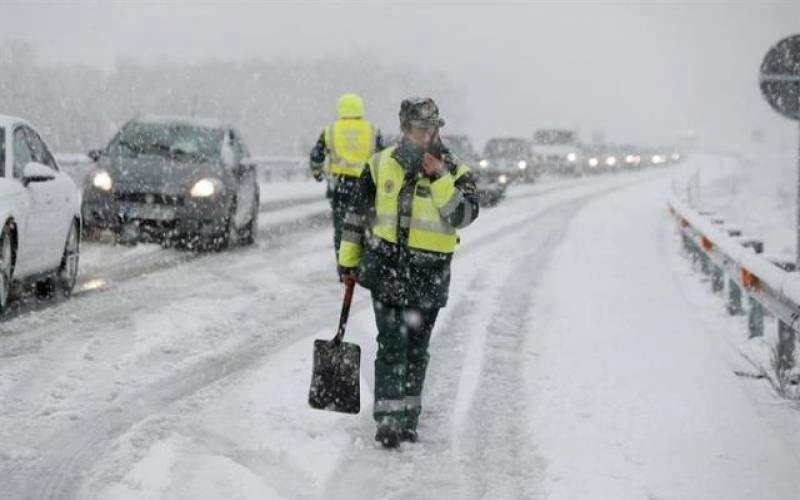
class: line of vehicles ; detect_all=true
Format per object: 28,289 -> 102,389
0,116 -> 684,315
386,129 -> 684,208
475,129 -> 685,184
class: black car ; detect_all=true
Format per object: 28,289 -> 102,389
441,134 -> 507,207
580,143 -> 622,174
480,137 -> 537,183
82,115 -> 259,249
616,144 -> 643,170
532,129 -> 582,176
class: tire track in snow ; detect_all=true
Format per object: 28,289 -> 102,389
458,204 -> 574,499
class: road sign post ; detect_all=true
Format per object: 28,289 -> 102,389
760,34 -> 800,268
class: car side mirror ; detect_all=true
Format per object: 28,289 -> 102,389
239,157 -> 257,171
88,149 -> 104,162
220,131 -> 237,169
23,162 -> 56,186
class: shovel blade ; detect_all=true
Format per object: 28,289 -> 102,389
308,339 -> 361,414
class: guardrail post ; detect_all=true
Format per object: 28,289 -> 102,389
741,239 -> 764,254
777,320 -> 796,373
687,238 -> 700,264
727,280 -> 744,315
711,264 -> 724,293
767,258 -> 797,273
681,233 -> 692,254
748,297 -> 764,338
700,252 -> 711,275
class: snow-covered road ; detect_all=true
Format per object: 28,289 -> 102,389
1,158 -> 799,499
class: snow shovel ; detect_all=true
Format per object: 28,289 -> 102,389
308,279 -> 360,414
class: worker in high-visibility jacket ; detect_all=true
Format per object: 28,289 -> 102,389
337,97 -> 480,448
309,93 -> 383,263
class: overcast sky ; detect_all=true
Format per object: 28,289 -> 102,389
2,0 -> 799,150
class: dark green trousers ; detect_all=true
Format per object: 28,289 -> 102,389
331,196 -> 347,261
372,299 -> 439,430
329,175 -> 357,262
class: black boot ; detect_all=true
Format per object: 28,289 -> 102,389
400,428 -> 418,443
375,418 -> 401,448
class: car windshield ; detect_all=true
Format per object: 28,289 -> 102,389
484,139 -> 529,158
534,130 -> 575,145
107,122 -> 225,161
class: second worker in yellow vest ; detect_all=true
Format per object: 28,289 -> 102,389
309,93 -> 383,265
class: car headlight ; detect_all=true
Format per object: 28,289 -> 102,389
671,153 -> 681,161
190,178 -> 223,198
652,155 -> 665,164
625,155 -> 636,163
92,170 -> 113,191
606,157 -> 617,166
498,174 -> 508,185
567,153 -> 577,162
517,160 -> 527,170
588,158 -> 599,167
479,159 -> 489,168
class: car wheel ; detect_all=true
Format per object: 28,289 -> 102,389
238,188 -> 259,246
58,220 -> 80,296
223,216 -> 237,249
81,223 -> 99,242
214,197 -> 238,251
0,224 -> 14,314
36,220 -> 80,299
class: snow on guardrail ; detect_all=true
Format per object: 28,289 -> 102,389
669,196 -> 800,395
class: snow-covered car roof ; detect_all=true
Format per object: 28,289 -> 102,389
134,114 -> 230,130
0,114 -> 33,129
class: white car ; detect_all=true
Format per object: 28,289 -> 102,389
0,115 -> 81,313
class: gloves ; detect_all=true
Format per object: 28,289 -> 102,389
338,265 -> 358,286
311,167 -> 324,182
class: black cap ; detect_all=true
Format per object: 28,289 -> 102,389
399,97 -> 445,129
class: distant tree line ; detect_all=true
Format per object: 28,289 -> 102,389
0,39 -> 467,155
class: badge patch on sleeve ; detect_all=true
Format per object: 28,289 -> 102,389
384,179 -> 395,193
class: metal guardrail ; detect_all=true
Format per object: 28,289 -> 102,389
243,156 -> 308,182
669,196 -> 800,388
54,154 -> 310,184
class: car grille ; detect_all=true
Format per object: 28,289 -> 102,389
115,192 -> 184,206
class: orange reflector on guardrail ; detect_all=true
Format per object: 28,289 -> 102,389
742,268 -> 761,291
701,235 -> 713,251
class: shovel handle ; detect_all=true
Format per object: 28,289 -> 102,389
333,280 -> 355,343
